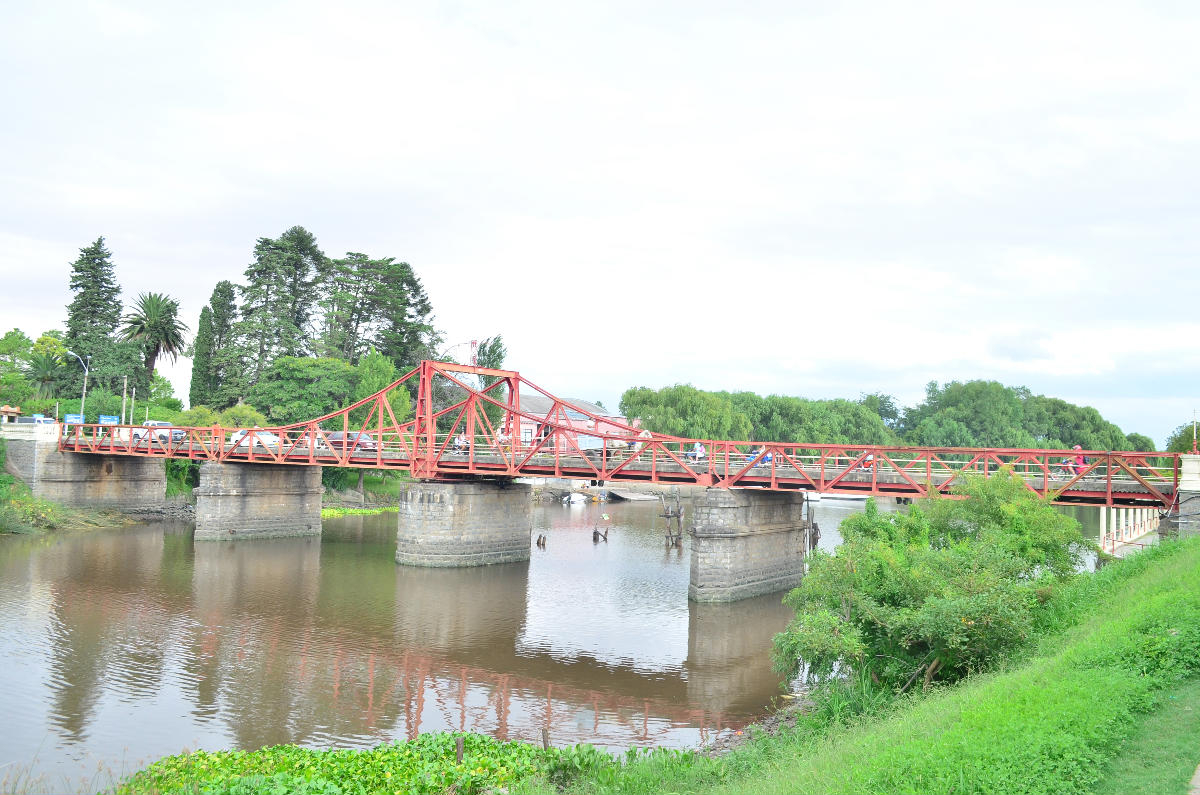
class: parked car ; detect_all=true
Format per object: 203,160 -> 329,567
230,427 -> 280,450
325,431 -> 378,453
133,420 -> 185,443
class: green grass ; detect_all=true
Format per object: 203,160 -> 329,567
362,472 -> 408,498
320,506 -> 399,518
1089,677 -> 1200,795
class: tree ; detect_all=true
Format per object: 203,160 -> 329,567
204,281 -> 243,409
119,292 -> 189,379
189,306 -> 214,407
247,356 -> 356,425
25,353 -> 62,399
149,372 -> 183,412
620,384 -> 753,440
1125,432 -> 1156,451
317,252 -> 378,363
859,392 -> 900,429
1166,422 -> 1199,453
369,258 -> 438,368
237,227 -> 328,386
217,404 -> 269,428
351,349 -> 411,426
64,238 -> 121,350
32,332 -> 66,360
773,471 -> 1089,688
0,329 -> 34,407
178,405 -> 221,426
0,329 -> 32,371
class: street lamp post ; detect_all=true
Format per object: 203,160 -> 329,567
65,350 -> 91,416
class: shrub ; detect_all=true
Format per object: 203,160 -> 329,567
773,468 -> 1093,688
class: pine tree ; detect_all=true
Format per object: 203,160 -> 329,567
64,237 -> 121,351
371,259 -> 439,368
189,306 -> 214,406
199,280 -> 244,409
58,237 -> 141,397
236,226 -> 327,386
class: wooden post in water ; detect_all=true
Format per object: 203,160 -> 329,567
541,728 -> 550,750
456,736 -> 464,763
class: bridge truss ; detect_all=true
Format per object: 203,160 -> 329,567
58,360 -> 1179,507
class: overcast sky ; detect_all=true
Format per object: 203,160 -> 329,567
2,1 -> 1197,446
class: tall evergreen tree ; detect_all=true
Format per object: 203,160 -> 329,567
370,259 -> 438,368
65,238 -> 121,348
237,226 -> 327,386
189,306 -> 214,407
58,237 -> 148,397
204,280 -> 244,408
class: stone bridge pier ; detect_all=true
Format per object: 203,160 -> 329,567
194,461 -> 323,541
688,488 -> 813,603
396,480 -> 532,567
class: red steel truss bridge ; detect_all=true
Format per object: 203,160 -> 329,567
58,360 -> 1180,508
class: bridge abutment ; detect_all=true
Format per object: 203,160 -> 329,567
1159,454 -> 1200,539
396,480 -> 532,567
688,488 -> 812,603
2,424 -> 165,509
194,461 -> 323,541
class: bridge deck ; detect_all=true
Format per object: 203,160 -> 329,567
52,359 -> 1180,509
58,432 -> 1176,506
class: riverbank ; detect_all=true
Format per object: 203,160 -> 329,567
110,537 -> 1200,795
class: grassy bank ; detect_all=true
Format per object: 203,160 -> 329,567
111,538 -> 1200,795
517,537 -> 1200,794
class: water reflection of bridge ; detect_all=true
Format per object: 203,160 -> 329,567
20,517 -> 789,753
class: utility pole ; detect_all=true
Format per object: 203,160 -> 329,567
121,375 -> 128,424
66,351 -> 91,416
129,386 -> 136,427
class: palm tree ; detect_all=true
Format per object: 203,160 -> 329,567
119,292 -> 189,378
26,352 -> 61,398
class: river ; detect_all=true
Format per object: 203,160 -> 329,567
0,495 -> 1104,793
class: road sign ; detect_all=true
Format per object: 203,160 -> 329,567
64,414 -> 85,424
32,413 -> 44,420
98,415 -> 119,425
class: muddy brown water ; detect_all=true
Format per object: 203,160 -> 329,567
0,496 -> 1104,792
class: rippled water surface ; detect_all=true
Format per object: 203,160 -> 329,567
0,495 -> 1098,792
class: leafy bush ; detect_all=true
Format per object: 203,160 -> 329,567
118,733 -> 556,795
773,469 -> 1092,688
217,403 -> 269,428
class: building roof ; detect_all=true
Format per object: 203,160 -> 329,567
517,390 -> 614,419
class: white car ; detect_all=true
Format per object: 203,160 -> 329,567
133,420 -> 185,443
230,428 -> 280,450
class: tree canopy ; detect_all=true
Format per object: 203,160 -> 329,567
120,292 -> 189,379
619,378 -> 1156,449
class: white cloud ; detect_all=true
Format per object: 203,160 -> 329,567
1,0 -> 1198,445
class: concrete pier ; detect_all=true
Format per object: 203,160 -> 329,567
688,488 -> 812,603
396,480 -> 533,567
2,424 -> 165,509
194,461 -> 323,541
